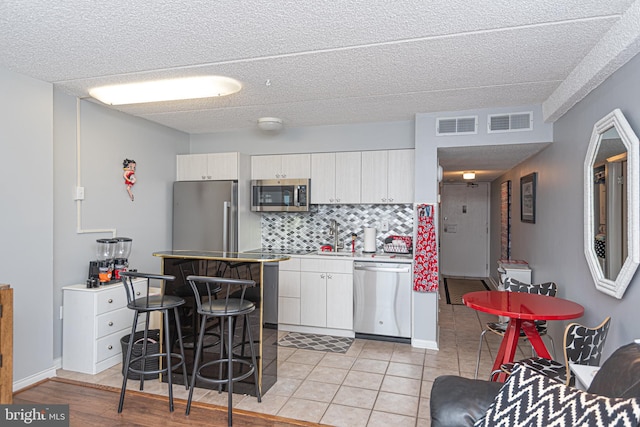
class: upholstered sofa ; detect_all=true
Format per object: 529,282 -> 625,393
430,342 -> 640,426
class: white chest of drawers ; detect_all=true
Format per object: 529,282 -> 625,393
62,279 -> 148,374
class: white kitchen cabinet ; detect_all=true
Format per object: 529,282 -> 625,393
251,154 -> 310,179
300,273 -> 328,327
311,152 -> 361,204
62,279 -> 148,374
176,152 -> 239,181
299,258 -> 353,330
326,272 -> 353,329
278,256 -> 301,325
361,149 -> 414,204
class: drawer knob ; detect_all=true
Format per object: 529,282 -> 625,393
108,298 -> 113,303
108,345 -> 113,350
136,291 -> 141,296
108,321 -> 114,326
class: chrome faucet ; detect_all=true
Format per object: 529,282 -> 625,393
329,220 -> 343,251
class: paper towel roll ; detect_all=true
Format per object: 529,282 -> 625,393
363,227 -> 377,253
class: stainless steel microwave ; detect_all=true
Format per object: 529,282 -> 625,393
250,179 -> 310,212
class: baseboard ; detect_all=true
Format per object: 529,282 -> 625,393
411,338 -> 438,350
13,366 -> 58,392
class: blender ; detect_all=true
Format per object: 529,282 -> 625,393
113,237 -> 132,280
96,238 -> 117,284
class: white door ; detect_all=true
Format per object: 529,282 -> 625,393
440,183 -> 489,277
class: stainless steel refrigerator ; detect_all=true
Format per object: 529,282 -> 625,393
172,180 -> 260,252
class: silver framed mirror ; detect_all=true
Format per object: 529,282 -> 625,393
584,109 -> 640,298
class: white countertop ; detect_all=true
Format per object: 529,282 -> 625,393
302,251 -> 413,263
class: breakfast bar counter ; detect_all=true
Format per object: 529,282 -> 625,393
152,250 -> 290,396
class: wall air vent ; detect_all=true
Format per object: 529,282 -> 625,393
436,116 -> 478,136
488,112 -> 533,133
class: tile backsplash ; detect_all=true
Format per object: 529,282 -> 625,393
261,204 -> 414,252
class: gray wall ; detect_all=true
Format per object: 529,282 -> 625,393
53,91 -> 189,362
0,68 -> 54,384
413,105 -> 554,347
490,52 -> 640,356
190,120 -> 415,154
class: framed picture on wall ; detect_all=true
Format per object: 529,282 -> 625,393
520,172 -> 537,223
501,180 -> 512,258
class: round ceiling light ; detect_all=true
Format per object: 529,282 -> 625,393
257,117 -> 283,132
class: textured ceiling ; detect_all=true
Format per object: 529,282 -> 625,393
1,1 -> 639,179
438,143 -> 550,183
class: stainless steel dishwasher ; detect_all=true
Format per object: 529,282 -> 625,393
353,260 -> 412,339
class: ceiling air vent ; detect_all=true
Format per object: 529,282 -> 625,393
436,116 -> 477,136
488,112 -> 533,133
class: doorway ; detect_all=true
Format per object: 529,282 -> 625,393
439,182 -> 490,277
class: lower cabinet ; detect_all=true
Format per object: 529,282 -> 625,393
62,279 -> 148,374
278,256 -> 354,332
278,257 -> 302,325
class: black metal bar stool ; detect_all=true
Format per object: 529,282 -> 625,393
176,261 -> 221,358
184,275 -> 261,425
119,271 -> 188,413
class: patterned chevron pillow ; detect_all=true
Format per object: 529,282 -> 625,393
473,365 -> 640,427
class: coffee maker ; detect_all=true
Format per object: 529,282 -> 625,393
113,237 -> 132,281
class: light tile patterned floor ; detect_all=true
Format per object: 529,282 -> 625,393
56,283 -> 537,426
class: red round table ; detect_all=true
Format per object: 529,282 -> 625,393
463,290 -> 584,380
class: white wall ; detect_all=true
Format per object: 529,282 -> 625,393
52,91 -> 189,363
491,52 -> 640,356
0,67 -> 54,385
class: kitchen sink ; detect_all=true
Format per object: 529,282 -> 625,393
315,250 -> 354,257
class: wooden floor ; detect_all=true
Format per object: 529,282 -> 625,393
14,378 -> 324,427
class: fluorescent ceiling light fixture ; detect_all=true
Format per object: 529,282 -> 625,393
89,76 -> 242,105
463,171 -> 476,180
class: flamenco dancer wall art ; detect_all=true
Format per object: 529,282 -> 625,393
123,158 -> 136,201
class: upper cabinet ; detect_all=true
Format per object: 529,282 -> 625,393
251,154 -> 311,179
361,149 -> 414,203
176,152 -> 239,181
311,152 -> 361,204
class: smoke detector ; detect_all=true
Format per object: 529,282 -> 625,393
257,117 -> 283,132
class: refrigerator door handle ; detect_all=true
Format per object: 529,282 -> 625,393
223,201 -> 230,252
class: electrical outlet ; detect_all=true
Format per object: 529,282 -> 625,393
74,186 -> 85,200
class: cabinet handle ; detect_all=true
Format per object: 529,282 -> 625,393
136,291 -> 141,296
108,345 -> 113,350
327,274 -> 333,279
201,175 -> 206,179
108,321 -> 114,326
276,174 -> 281,178
330,198 -> 334,203
388,198 -> 393,202
320,274 -> 325,279
108,298 -> 113,303
207,175 -> 212,179
336,199 -> 340,203
282,174 -> 286,178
